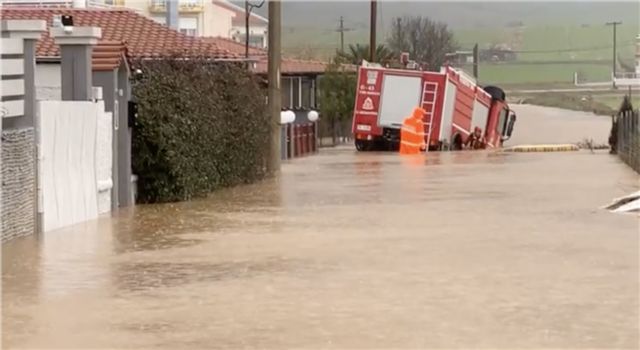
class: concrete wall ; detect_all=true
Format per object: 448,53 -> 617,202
1,128 -> 36,242
35,63 -> 62,100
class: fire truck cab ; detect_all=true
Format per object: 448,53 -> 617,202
351,62 -> 516,152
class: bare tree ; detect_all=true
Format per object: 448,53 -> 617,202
388,16 -> 457,71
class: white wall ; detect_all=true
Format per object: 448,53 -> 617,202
38,100 -> 112,232
203,2 -> 235,37
35,63 -> 61,100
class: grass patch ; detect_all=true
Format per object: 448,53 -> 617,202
465,63 -> 611,85
515,93 -> 615,116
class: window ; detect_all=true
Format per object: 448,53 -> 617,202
301,77 -> 311,109
497,107 -> 508,135
179,17 -> 198,36
180,28 -> 197,36
291,77 -> 300,108
152,16 -> 197,36
281,78 -> 292,108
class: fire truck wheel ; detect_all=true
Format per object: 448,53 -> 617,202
355,140 -> 372,152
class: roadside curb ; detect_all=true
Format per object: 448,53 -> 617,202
503,144 -> 580,152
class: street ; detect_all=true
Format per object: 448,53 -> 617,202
2,105 -> 638,349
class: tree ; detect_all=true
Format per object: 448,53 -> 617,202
387,16 -> 457,71
337,43 -> 394,65
318,57 -> 357,145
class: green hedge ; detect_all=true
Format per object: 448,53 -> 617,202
131,57 -> 270,203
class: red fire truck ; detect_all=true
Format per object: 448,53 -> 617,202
351,62 -> 516,151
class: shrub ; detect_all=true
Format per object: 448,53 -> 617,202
131,57 -> 270,203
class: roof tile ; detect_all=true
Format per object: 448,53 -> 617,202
1,7 -> 238,60
92,40 -> 126,71
203,36 -> 333,75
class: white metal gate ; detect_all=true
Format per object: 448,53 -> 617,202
38,101 -> 112,232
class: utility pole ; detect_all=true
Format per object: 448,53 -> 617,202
336,16 -> 353,53
369,0 -> 377,62
244,0 -> 265,60
245,1 -> 250,58
267,0 -> 281,174
606,21 -> 622,85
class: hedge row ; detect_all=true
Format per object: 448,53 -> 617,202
131,57 -> 270,203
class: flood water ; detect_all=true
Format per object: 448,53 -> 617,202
2,105 -> 639,349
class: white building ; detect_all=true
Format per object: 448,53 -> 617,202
0,0 -> 268,45
214,0 -> 268,48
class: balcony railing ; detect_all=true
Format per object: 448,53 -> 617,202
149,0 -> 204,13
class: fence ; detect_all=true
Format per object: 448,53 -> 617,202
616,109 -> 640,173
281,122 -> 317,160
1,19 -> 117,242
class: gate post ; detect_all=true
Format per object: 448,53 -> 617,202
51,26 -> 101,101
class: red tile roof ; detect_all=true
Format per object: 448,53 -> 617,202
254,58 -> 330,75
0,7 -> 239,60
202,36 -> 266,57
203,36 -> 334,75
92,40 -> 127,71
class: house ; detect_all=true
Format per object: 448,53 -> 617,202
1,7 -> 238,209
203,36 -> 331,113
444,50 -> 474,66
480,44 -> 517,62
212,0 -> 268,48
0,0 -> 261,41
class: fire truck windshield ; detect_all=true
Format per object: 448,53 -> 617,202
497,108 -> 509,136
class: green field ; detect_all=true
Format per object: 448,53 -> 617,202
508,90 -> 640,116
464,63 -> 612,86
283,22 -> 638,87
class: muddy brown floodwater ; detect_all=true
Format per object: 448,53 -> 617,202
3,105 -> 639,349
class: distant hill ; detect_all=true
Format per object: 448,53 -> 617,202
242,1 -> 639,30
238,0 -> 639,85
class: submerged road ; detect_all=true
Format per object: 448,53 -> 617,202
3,105 -> 639,349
